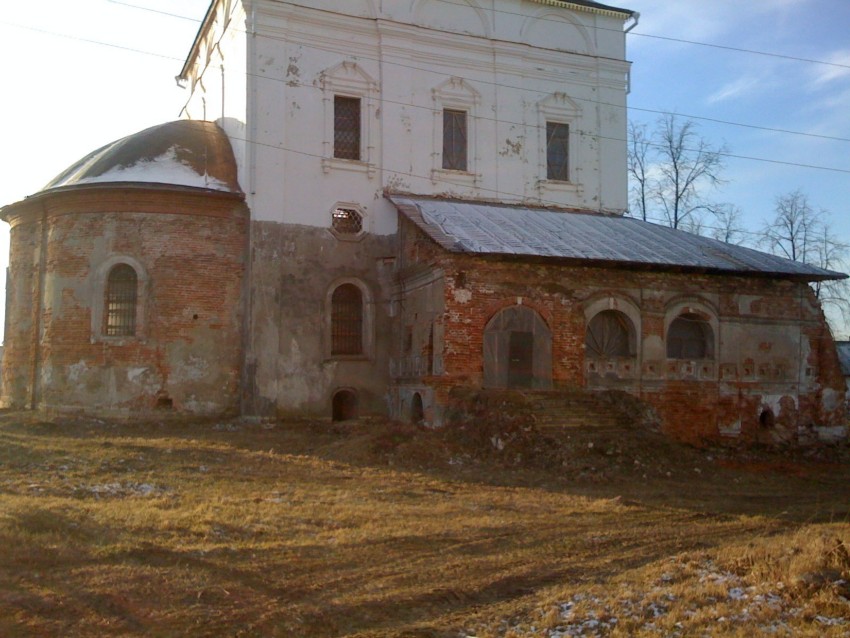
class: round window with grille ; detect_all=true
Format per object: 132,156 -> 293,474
331,207 -> 363,237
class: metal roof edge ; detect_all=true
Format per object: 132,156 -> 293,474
388,195 -> 847,283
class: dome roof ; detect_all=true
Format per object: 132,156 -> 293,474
44,120 -> 241,194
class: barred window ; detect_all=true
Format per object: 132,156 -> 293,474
331,284 -> 363,355
667,313 -> 713,359
334,96 -> 361,160
332,207 -> 363,235
546,121 -> 569,181
442,109 -> 467,171
104,264 -> 137,337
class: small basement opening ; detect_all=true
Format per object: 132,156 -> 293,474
332,389 -> 359,422
411,392 -> 424,425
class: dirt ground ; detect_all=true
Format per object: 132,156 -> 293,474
0,408 -> 848,637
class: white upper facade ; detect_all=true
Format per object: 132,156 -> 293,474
179,0 -> 634,235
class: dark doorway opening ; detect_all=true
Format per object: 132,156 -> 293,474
508,331 -> 534,388
332,390 -> 358,421
411,392 -> 424,425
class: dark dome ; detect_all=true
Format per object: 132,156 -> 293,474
44,120 -> 241,193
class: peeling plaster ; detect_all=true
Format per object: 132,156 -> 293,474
452,288 -> 473,304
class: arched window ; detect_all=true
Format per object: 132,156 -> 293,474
667,313 -> 714,359
586,310 -> 634,357
331,284 -> 363,355
104,264 -> 137,337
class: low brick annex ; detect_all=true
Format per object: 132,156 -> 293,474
390,197 -> 847,446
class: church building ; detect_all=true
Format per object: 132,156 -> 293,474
2,0 -> 846,445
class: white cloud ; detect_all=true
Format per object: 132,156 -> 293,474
706,77 -> 760,105
626,0 -> 815,54
811,49 -> 850,86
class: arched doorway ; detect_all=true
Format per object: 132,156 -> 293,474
483,305 -> 552,389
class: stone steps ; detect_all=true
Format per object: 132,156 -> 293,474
523,390 -> 632,430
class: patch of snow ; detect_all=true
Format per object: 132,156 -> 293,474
78,481 -> 166,497
815,615 -> 847,626
728,587 -> 748,600
74,146 -> 231,191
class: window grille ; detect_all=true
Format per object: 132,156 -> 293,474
667,313 -> 713,359
334,96 -> 361,160
104,264 -> 137,337
546,121 -> 569,181
586,310 -> 633,357
442,109 -> 468,171
332,207 -> 363,235
331,284 -> 363,355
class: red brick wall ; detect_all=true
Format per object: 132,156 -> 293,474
2,187 -> 248,416
399,219 -> 846,444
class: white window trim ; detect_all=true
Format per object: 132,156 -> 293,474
320,61 -> 378,177
325,277 -> 375,361
90,255 -> 149,344
663,298 -> 719,380
583,294 -> 642,359
431,76 -> 481,186
537,92 -> 582,196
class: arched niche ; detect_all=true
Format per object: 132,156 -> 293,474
483,305 -> 552,389
521,10 -> 594,55
413,0 -> 491,38
664,298 -> 719,361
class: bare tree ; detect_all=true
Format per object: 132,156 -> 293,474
709,204 -> 746,245
654,115 -> 728,229
627,115 -> 728,230
811,223 -> 850,332
760,190 -> 817,262
627,121 -> 651,221
760,190 -> 850,336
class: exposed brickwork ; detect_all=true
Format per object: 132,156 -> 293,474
1,187 -> 248,416
397,218 -> 846,445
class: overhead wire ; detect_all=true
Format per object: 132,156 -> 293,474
105,1 -> 850,145
423,0 -> 850,71
2,2 -> 848,191
11,2 -> 850,148
105,0 -> 850,72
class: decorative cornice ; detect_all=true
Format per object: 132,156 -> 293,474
1,184 -> 247,228
528,0 -> 633,19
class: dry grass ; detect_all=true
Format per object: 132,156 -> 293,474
0,410 -> 848,637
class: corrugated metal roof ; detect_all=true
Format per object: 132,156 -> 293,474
390,196 -> 847,281
836,342 -> 850,377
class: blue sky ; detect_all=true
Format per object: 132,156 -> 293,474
625,0 -> 850,246
0,0 -> 848,337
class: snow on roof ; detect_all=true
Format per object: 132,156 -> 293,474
69,145 -> 230,191
390,195 -> 847,281
43,120 -> 241,194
